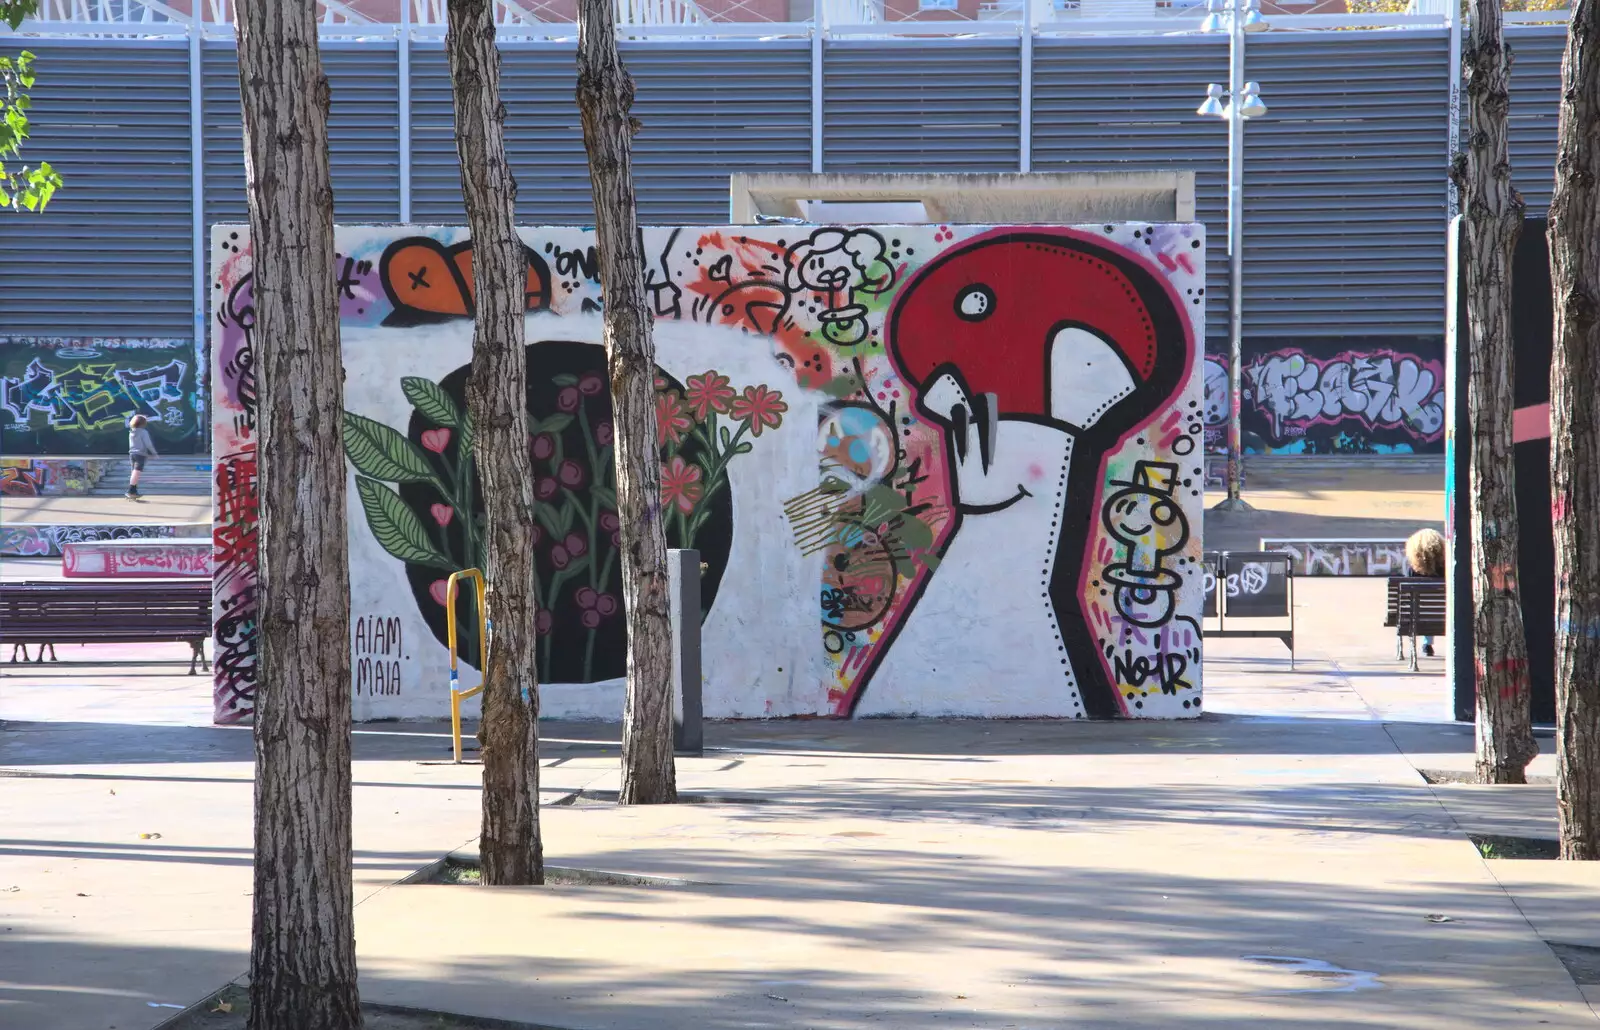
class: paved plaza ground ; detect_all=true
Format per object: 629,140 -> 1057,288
3,573 -> 1596,1030
10,457 -> 1584,1030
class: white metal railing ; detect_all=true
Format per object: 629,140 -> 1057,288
1,0 -> 1575,36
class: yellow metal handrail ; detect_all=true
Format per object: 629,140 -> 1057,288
446,568 -> 487,764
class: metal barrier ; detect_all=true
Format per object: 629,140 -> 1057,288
1201,549 -> 1295,667
445,567 -> 487,764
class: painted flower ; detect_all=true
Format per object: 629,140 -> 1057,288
530,525 -> 543,547
551,544 -> 570,569
531,433 -> 555,460
576,586 -> 598,609
599,511 -> 619,532
595,594 -> 618,617
730,384 -> 787,437
579,372 -> 605,396
557,386 -> 580,413
558,459 -> 585,489
660,455 -> 703,514
420,428 -> 451,454
535,478 -> 558,501
429,504 -> 453,527
535,610 -> 554,636
683,371 -> 735,421
610,529 -> 621,548
581,609 -> 602,629
564,532 -> 587,558
655,390 -> 691,448
429,579 -> 450,607
596,421 -> 614,447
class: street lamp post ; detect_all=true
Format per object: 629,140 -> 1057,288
1198,0 -> 1268,512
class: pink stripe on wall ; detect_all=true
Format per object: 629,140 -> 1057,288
1513,403 -> 1551,444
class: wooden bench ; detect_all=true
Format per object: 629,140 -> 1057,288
1384,576 -> 1446,670
1,580 -> 212,674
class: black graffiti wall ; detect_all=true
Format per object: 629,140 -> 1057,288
0,337 -> 205,456
1449,219 -> 1557,724
1204,336 -> 1448,455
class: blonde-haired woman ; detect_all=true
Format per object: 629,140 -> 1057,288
1404,527 -> 1446,656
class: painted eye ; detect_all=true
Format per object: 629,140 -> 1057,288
955,284 -> 995,322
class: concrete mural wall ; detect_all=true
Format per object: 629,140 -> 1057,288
0,457 -> 109,496
1202,336 -> 1446,455
0,337 -> 205,456
211,223 -> 1206,725
0,522 -> 209,558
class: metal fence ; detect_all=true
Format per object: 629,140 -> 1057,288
0,4 -> 1571,352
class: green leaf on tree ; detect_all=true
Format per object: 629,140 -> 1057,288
343,411 -> 438,483
401,377 -> 461,428
355,476 -> 454,570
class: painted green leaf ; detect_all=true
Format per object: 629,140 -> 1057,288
534,504 -> 562,536
354,476 -> 454,570
553,373 -> 579,387
401,377 -> 461,428
592,484 -> 617,510
460,411 -> 476,463
343,411 -> 436,483
539,414 -> 574,435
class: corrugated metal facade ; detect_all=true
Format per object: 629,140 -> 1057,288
0,28 -> 1571,350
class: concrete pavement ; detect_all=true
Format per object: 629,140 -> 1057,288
3,577 -> 1595,1030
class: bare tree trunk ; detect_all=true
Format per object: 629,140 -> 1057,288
575,0 -> 676,805
445,0 -> 544,883
234,2 -> 360,1027
1550,0 -> 1600,859
1458,0 -> 1539,784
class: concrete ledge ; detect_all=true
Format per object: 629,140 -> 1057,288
0,521 -> 210,557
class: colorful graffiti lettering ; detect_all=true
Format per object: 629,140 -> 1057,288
213,222 -> 1205,723
0,457 -> 109,497
61,540 -> 212,578
1201,339 -> 1446,455
0,522 -> 202,558
0,338 -> 203,456
1260,538 -> 1409,577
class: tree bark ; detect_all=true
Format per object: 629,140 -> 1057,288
234,2 -> 360,1027
1459,0 -> 1539,784
446,0 -> 544,883
575,0 -> 676,805
1549,0 -> 1600,859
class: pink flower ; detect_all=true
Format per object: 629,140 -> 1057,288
576,586 -> 598,609
551,544 -> 570,569
579,372 -> 605,396
730,384 -> 787,437
535,478 -> 558,501
430,504 -> 453,527
581,609 -> 601,629
558,460 -> 585,488
557,386 -> 580,413
530,525 -> 543,546
610,529 -> 621,548
655,391 -> 691,448
660,455 -> 703,515
429,579 -> 450,606
596,421 -> 614,447
420,428 -> 451,454
595,594 -> 618,617
599,511 -> 619,532
531,433 -> 555,460
535,610 -> 554,636
564,532 -> 588,558
684,371 -> 735,421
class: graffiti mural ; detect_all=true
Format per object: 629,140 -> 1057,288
1261,538 -> 1410,577
1,337 -> 204,456
0,522 -> 207,558
1201,337 -> 1446,454
0,457 -> 110,496
213,223 -> 1205,724
62,540 -> 212,578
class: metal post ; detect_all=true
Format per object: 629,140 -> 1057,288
398,1 -> 413,223
188,5 -> 205,380
811,0 -> 824,174
1216,0 -> 1251,512
669,549 -> 703,755
1018,0 -> 1033,173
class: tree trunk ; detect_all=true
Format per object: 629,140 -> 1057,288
1550,0 -> 1600,859
445,0 -> 544,884
234,2 -> 360,1027
575,0 -> 676,805
1460,0 -> 1539,785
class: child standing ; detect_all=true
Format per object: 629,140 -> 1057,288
126,414 -> 157,500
